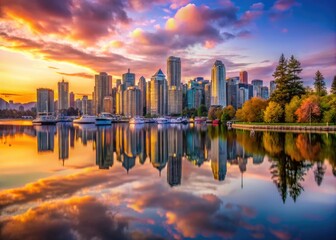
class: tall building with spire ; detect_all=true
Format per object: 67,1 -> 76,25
138,76 -> 147,116
146,69 -> 168,116
122,68 -> 135,88
211,60 -> 226,107
58,78 -> 69,112
94,72 -> 112,114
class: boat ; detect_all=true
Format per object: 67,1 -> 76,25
169,117 -> 188,124
32,113 -> 57,125
194,117 -> 207,124
212,119 -> 220,125
73,115 -> 96,124
129,116 -> 145,124
95,116 -> 112,125
156,117 -> 169,124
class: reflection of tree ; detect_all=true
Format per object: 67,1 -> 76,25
263,132 -> 283,156
295,134 -> 321,161
314,161 -> 326,186
270,154 -> 312,203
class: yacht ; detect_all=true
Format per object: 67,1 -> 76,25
96,114 -> 112,125
73,115 -> 96,124
129,116 -> 145,124
32,113 -> 56,125
156,117 -> 169,124
56,115 -> 72,123
169,117 -> 189,124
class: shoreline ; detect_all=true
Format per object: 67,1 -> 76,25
232,123 -> 336,133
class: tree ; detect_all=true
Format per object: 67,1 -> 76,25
331,75 -> 336,95
295,95 -> 321,123
236,97 -> 268,122
208,105 -> 222,120
287,55 -> 305,98
264,101 -> 284,123
271,54 -> 305,109
197,104 -> 207,117
285,96 -> 301,122
314,70 -> 327,96
221,105 -> 236,122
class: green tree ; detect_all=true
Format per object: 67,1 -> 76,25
197,104 -> 208,117
330,75 -> 336,95
285,96 -> 301,122
287,55 -> 305,98
208,105 -> 222,120
314,70 -> 327,96
264,101 -> 284,123
271,55 -> 305,109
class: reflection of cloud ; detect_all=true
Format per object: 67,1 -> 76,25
127,183 -> 261,238
0,168 -> 140,210
0,196 -> 149,240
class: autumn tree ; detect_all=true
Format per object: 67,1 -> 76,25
331,75 -> 336,95
221,105 -> 236,122
314,70 -> 327,96
237,97 -> 268,122
264,101 -> 284,123
295,95 -> 321,123
285,96 -> 301,122
208,105 -> 222,120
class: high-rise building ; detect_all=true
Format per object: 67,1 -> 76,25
270,80 -> 276,96
187,84 -> 203,109
251,79 -> 263,98
146,69 -> 168,116
227,77 -> 239,109
138,76 -> 147,116
167,56 -> 181,87
103,96 -> 113,113
261,86 -> 269,99
36,88 -> 54,113
94,72 -> 112,114
82,96 -> 89,114
116,84 -> 125,115
75,99 -> 82,112
69,92 -> 75,108
168,86 -> 182,115
57,78 -> 69,111
122,69 -> 135,88
211,60 -> 226,107
239,71 -> 248,84
204,83 -> 211,109
124,86 -> 141,117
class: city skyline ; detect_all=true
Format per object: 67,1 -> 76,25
0,0 -> 335,102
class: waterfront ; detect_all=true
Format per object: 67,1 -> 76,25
0,122 -> 335,239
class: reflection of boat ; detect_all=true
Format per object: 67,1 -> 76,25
212,119 -> 220,125
169,117 -> 188,124
144,118 -> 156,123
73,115 -> 96,124
129,116 -> 145,124
33,113 -> 57,125
56,115 -> 72,123
157,117 -> 169,124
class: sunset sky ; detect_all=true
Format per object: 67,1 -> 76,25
0,0 -> 335,102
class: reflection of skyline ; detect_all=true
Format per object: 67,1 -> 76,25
58,124 -> 69,165
36,125 -> 55,152
210,137 -> 227,181
96,126 -> 113,169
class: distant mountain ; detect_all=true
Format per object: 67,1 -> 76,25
0,98 -> 36,110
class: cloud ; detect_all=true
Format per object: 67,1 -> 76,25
56,72 -> 93,79
0,0 -> 130,44
48,66 -> 59,70
272,0 -> 299,11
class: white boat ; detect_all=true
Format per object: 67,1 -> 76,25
32,113 -> 56,125
129,116 -> 145,124
73,115 -> 96,124
96,115 -> 112,125
56,115 -> 72,123
169,117 -> 188,124
156,117 -> 169,124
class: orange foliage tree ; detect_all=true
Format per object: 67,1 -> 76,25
295,96 -> 321,123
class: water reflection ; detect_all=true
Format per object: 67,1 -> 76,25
0,124 -> 335,239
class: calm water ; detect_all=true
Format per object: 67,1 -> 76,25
0,122 -> 335,240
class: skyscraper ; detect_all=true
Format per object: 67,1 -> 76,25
146,69 -> 168,116
167,56 -> 181,87
69,92 -> 75,108
94,72 -> 112,114
261,86 -> 269,99
211,60 -> 226,107
138,76 -> 147,116
103,96 -> 113,113
57,78 -> 69,111
270,80 -> 276,96
239,71 -> 248,84
251,79 -> 263,97
168,86 -> 182,115
227,77 -> 239,109
36,88 -> 54,113
124,86 -> 141,117
122,69 -> 135,88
